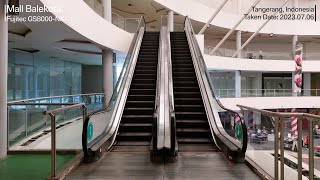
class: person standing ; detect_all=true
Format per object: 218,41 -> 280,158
259,49 -> 263,59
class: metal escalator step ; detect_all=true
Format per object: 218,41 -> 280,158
116,132 -> 152,141
123,107 -> 154,115
128,89 -> 156,95
121,115 -> 153,124
127,95 -> 155,101
177,128 -> 210,133
130,84 -> 156,89
125,101 -> 155,108
114,141 -> 150,146
119,123 -> 152,132
111,145 -> 150,152
178,138 -> 212,144
178,144 -> 218,152
175,105 -> 205,112
173,87 -> 200,92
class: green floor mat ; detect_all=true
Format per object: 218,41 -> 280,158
0,154 -> 75,180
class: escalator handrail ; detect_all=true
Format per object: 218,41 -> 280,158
153,15 -> 176,151
82,16 -> 146,156
184,16 -> 248,153
166,23 -> 177,154
153,16 -> 163,151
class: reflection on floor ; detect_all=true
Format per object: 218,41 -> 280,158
66,151 -> 259,180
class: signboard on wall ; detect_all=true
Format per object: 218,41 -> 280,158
294,43 -> 303,92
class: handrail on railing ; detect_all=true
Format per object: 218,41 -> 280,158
43,103 -> 87,179
184,16 -> 247,160
8,93 -> 104,104
237,104 -> 320,180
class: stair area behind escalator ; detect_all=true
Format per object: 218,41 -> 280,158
113,32 -> 159,152
170,32 -> 217,152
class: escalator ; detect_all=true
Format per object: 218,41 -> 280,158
168,17 -> 248,162
82,17 -> 164,162
171,32 -> 217,152
113,32 -> 159,151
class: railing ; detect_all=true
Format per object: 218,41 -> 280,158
7,93 -> 104,147
185,16 -> 247,162
83,0 -> 140,33
238,104 -> 320,180
204,46 -> 320,60
215,89 -> 320,98
43,103 -> 87,179
82,16 -> 146,162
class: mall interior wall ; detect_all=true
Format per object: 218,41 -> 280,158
8,51 -> 82,101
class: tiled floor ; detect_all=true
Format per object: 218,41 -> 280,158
66,151 -> 259,180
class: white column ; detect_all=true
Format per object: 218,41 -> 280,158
0,0 -> 8,159
113,64 -> 117,88
292,35 -> 298,96
101,0 -> 111,22
101,0 -> 113,105
235,71 -> 241,98
303,73 -> 311,96
102,49 -> 113,105
235,30 -> 242,98
167,10 -> 174,32
292,0 -> 298,97
236,30 -> 242,58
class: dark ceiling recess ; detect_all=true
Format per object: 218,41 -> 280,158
12,48 -> 40,53
58,39 -> 92,44
62,48 -> 102,55
128,3 -> 133,7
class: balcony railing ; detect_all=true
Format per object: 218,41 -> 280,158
204,46 -> 320,60
7,93 -> 104,147
238,104 -> 320,179
216,89 -> 320,98
84,0 -> 140,33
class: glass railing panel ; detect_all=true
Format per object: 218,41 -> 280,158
56,106 -> 84,150
26,105 -> 48,136
7,94 -> 105,149
8,105 -> 28,146
218,111 -> 246,145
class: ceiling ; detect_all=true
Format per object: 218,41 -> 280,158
7,0 -> 320,67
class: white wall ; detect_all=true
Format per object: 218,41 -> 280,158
220,97 -> 320,111
204,55 -> 320,72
